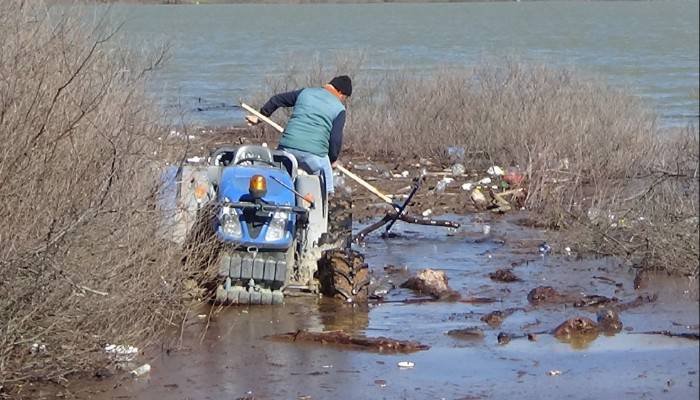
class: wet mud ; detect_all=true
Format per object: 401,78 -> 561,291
56,213 -> 698,400
266,330 -> 430,353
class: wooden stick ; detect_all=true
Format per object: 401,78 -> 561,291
241,103 -> 285,132
241,102 -> 395,205
335,165 -> 393,204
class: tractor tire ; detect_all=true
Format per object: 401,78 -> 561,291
321,191 -> 353,250
317,249 -> 370,303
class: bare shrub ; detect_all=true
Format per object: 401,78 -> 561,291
253,58 -> 698,276
0,1 -> 192,388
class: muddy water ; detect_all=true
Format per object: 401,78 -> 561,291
73,213 -> 697,400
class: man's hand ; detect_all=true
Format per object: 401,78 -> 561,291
331,160 -> 339,168
245,115 -> 260,126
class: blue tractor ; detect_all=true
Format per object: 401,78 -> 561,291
179,144 -> 368,305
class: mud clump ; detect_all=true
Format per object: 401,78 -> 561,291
497,332 -> 512,345
480,308 -> 523,327
481,311 -> 506,327
401,269 -> 461,300
573,295 -> 619,308
617,294 -> 658,311
552,317 -> 599,340
489,269 -> 521,283
527,286 -> 565,305
447,327 -> 485,340
266,330 -> 430,353
596,308 -> 623,335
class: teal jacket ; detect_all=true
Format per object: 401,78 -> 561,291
259,87 -> 346,162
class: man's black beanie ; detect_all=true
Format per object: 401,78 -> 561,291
329,75 -> 352,97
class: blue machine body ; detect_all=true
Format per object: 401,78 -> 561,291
215,165 -> 297,250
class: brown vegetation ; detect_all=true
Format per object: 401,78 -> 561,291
255,57 -> 699,276
0,0 -> 194,391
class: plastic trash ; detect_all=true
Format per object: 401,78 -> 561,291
447,146 -> 465,163
538,242 -> 552,255
547,370 -> 562,376
130,364 -> 151,377
478,177 -> 492,185
435,179 -> 450,193
470,188 -> 488,208
186,156 -> 204,163
401,170 -> 410,178
487,166 -> 505,176
105,344 -> 138,362
451,163 -> 466,176
422,209 -> 433,217
397,361 -> 415,369
30,343 -> 47,354
461,182 -> 474,191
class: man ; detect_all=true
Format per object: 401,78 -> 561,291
246,75 -> 351,195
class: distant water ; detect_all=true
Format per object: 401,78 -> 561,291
105,1 -> 698,127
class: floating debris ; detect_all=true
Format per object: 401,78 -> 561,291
266,330 -> 430,353
400,269 -> 461,300
447,327 -> 485,340
130,363 -> 151,377
489,269 -> 522,283
527,286 -> 565,305
552,317 -> 599,340
597,308 -> 623,334
397,361 -> 415,369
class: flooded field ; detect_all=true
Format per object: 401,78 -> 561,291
59,214 -> 698,400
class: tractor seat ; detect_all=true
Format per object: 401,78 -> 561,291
232,145 -> 274,166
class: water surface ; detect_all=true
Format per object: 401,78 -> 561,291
102,1 -> 699,126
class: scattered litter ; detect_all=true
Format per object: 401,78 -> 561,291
447,146 -> 465,162
397,361 -> 415,369
105,344 -> 138,362
451,163 -> 466,176
461,182 -> 473,191
322,364 -> 333,369
478,177 -> 492,185
374,379 -> 387,387
547,370 -> 562,376
30,343 -> 47,354
487,166 -> 505,176
565,246 -> 572,256
197,314 -> 207,319
130,363 -> 151,377
470,188 -> 489,208
538,242 -> 552,255
187,156 -> 204,163
504,168 -> 525,186
422,209 -> 433,217
435,177 -> 453,193
482,224 -> 491,235
401,170 -> 410,178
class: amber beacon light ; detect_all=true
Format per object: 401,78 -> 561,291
249,175 -> 267,198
